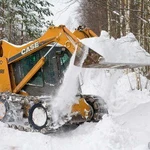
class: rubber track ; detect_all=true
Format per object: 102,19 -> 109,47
0,93 -> 108,134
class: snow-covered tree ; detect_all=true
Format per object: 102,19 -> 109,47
0,0 -> 54,44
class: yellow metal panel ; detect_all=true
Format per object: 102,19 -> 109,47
71,98 -> 91,118
73,27 -> 98,39
0,57 -> 12,92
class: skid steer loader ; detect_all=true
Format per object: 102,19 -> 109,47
0,25 -> 108,133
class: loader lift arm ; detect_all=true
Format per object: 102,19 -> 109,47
73,25 -> 98,39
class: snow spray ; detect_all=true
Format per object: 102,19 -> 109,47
50,45 -> 88,127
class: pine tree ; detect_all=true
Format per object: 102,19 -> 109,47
0,0 -> 54,44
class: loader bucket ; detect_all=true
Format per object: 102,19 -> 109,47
74,43 -> 104,68
75,44 -> 150,69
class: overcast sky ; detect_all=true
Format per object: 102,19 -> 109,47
47,0 -> 79,29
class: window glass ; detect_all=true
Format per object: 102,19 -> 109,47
13,52 -> 44,86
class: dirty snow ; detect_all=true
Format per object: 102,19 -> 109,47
1,31 -> 150,150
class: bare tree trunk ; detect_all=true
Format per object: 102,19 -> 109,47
107,0 -> 111,35
120,0 -> 126,36
116,0 -> 121,38
9,19 -> 12,42
125,0 -> 130,33
1,1 -> 5,39
20,17 -> 24,44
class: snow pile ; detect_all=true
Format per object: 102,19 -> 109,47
115,102 -> 150,147
81,31 -> 150,64
109,72 -> 150,116
70,116 -> 135,150
0,117 -> 136,150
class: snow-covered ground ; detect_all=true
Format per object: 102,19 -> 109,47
1,32 -> 150,150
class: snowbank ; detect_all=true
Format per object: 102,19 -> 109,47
0,117 -> 136,150
109,72 -> 150,116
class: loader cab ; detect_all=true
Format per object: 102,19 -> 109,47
13,45 -> 71,96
